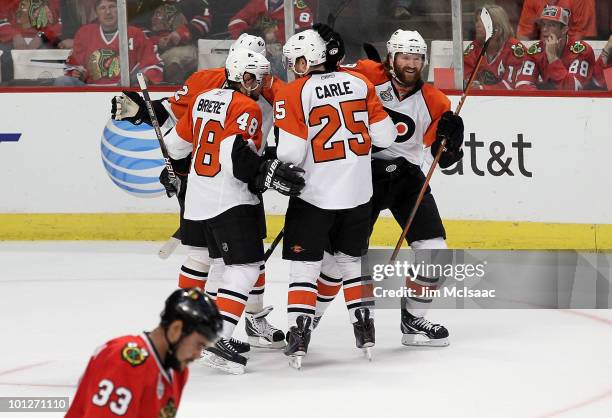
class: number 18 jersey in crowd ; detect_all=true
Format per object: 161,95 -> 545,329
343,60 -> 450,167
274,70 -> 395,210
164,88 -> 264,220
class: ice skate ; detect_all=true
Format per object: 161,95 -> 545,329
400,309 -> 449,347
284,315 -> 312,370
353,308 -> 375,361
200,338 -> 247,375
228,337 -> 251,358
245,306 -> 286,348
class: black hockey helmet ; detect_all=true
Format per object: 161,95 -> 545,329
160,288 -> 222,342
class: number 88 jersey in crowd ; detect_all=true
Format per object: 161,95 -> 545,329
164,88 -> 264,220
342,59 -> 451,167
274,70 -> 395,210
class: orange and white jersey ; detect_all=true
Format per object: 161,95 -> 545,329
274,70 -> 395,210
164,88 -> 263,220
343,60 -> 451,166
164,67 -> 284,139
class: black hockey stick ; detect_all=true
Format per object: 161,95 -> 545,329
264,228 -> 284,261
389,8 -> 494,263
363,42 -> 382,63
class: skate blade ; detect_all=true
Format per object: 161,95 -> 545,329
199,351 -> 246,375
361,347 -> 373,361
248,336 -> 286,349
401,334 -> 449,347
158,237 -> 180,259
288,355 -> 303,370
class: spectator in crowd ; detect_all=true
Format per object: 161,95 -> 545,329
515,5 -> 596,90
517,0 -> 596,40
393,0 -> 413,19
593,35 -> 612,89
128,0 -> 211,84
227,0 -> 313,45
58,0 -> 97,49
464,4 -> 529,89
0,0 -> 62,82
55,0 -> 163,86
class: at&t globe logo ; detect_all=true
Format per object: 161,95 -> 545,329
100,119 -> 166,197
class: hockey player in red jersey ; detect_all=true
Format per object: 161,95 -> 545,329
515,5 -> 596,90
111,34 -> 287,353
275,29 -> 396,368
65,288 -> 222,418
312,26 -> 464,348
463,4 -> 529,90
163,48 -> 305,374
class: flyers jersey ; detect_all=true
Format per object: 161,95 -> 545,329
515,38 -> 595,90
463,38 -> 528,89
164,88 -> 263,220
166,68 -> 284,138
65,334 -> 187,418
274,70 -> 395,210
343,60 -> 450,166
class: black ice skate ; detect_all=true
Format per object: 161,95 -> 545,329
228,338 -> 251,358
245,306 -> 286,349
400,309 -> 449,347
353,308 -> 375,361
284,315 -> 312,370
200,338 -> 247,375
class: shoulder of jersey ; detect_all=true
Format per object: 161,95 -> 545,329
106,335 -> 151,368
343,60 -> 389,85
421,83 -> 450,107
568,40 -> 591,55
190,67 -> 227,87
507,38 -> 526,58
527,41 -> 543,56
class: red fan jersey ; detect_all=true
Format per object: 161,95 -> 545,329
593,54 -> 610,89
515,38 -> 595,90
66,334 -> 188,418
64,23 -> 163,85
0,0 -> 61,44
463,38 -> 528,90
228,0 -> 312,44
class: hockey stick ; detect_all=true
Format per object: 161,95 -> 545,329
388,8 -> 494,263
158,227 -> 181,259
264,228 -> 284,261
363,42 -> 382,63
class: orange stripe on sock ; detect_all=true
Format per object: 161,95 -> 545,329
317,281 -> 342,297
254,272 -> 265,287
288,290 -> 317,307
216,297 -> 247,318
343,284 -> 374,302
178,274 -> 206,290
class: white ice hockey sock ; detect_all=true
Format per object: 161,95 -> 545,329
178,246 -> 210,290
204,258 -> 225,301
287,261 -> 321,328
246,263 -> 265,313
216,263 -> 260,339
405,237 -> 448,317
315,251 -> 342,318
335,252 -> 375,323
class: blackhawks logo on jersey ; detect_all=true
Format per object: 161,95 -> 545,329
527,42 -> 542,55
151,4 -> 188,32
511,43 -> 525,58
295,0 -> 308,9
570,41 -> 586,54
88,49 -> 121,81
16,0 -> 55,30
121,342 -> 149,367
159,399 -> 177,418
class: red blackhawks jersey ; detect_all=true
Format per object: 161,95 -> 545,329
66,334 -> 188,418
463,38 -> 528,89
342,60 -> 450,167
165,88 -> 263,219
0,0 -> 61,44
228,0 -> 312,44
593,54 -> 610,89
515,38 -> 595,90
64,24 -> 163,85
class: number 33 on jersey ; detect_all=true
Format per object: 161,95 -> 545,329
273,71 -> 396,209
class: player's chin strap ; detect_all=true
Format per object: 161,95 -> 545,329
162,326 -> 192,371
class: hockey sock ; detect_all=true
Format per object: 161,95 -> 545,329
287,261 -> 321,328
178,246 -> 210,290
315,251 -> 343,319
217,262 -> 261,339
204,258 -> 225,300
246,263 -> 265,313
335,252 -> 375,324
405,237 -> 448,317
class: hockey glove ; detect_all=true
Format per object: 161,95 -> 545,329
111,91 -> 148,124
256,159 -> 305,196
431,111 -> 465,168
159,167 -> 182,198
313,23 -> 345,71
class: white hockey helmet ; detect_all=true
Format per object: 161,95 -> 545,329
229,33 -> 267,56
386,29 -> 429,66
282,29 -> 326,76
225,48 -> 270,92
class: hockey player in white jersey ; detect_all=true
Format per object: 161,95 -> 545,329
110,34 -> 288,353
163,49 -> 305,374
313,26 -> 465,347
274,29 -> 396,368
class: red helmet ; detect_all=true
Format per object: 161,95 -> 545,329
538,5 -> 570,27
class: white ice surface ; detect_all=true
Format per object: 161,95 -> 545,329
0,242 -> 611,418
